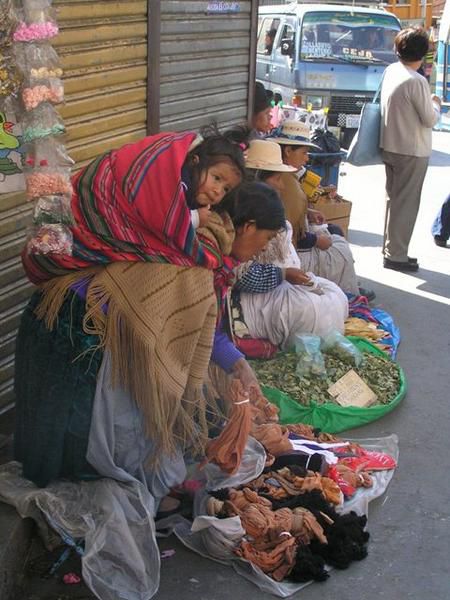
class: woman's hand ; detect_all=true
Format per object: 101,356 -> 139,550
232,357 -> 261,394
285,268 -> 311,285
315,234 -> 332,250
307,208 -> 326,224
431,94 -> 441,107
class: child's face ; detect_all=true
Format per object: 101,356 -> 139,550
196,162 -> 241,207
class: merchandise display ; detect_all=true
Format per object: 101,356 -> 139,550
175,397 -> 398,595
259,338 -> 406,433
0,0 -> 22,98
251,346 -> 401,408
8,0 -> 74,255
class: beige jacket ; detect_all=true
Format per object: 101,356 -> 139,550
380,62 -> 440,157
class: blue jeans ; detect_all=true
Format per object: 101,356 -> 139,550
432,194 -> 450,241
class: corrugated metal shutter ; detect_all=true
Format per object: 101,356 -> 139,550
0,0 -> 148,414
159,1 -> 252,131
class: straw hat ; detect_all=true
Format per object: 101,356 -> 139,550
269,120 -> 321,149
245,139 -> 297,172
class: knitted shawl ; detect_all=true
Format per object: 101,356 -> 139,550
35,211 -> 236,458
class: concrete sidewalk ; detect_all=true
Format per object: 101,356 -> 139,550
1,133 -> 449,600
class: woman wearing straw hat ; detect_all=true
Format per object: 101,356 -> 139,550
269,120 -> 363,297
228,139 -> 348,349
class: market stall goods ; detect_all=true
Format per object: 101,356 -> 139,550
251,337 -> 406,433
251,347 -> 401,408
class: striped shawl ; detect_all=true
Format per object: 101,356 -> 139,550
23,131 -> 230,285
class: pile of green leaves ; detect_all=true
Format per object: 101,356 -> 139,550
250,351 -> 400,407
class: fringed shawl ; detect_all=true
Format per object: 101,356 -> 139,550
35,212 -> 237,458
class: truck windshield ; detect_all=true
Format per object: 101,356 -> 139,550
300,11 -> 400,64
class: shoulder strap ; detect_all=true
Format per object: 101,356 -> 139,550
373,70 -> 386,103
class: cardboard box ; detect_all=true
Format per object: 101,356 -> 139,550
313,196 -> 352,238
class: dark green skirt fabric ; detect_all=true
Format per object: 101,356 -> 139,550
14,291 -> 103,487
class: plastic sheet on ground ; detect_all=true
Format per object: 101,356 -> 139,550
173,434 -> 399,598
0,435 -> 398,599
370,307 -> 401,359
0,464 -> 159,600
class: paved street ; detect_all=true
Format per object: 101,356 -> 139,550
18,132 -> 450,600
158,131 -> 450,600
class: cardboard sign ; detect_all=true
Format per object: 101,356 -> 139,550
328,369 -> 377,408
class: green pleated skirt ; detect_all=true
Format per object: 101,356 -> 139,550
14,291 -> 103,487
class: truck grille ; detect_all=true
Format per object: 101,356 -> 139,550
330,95 -> 374,114
328,94 -> 375,127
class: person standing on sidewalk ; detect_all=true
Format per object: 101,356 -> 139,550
380,26 -> 441,272
432,193 -> 450,248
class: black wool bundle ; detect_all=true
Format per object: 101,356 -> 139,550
288,544 -> 329,583
310,512 -> 370,569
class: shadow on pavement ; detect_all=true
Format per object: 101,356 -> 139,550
407,267 -> 450,299
429,148 -> 450,167
348,230 -> 384,248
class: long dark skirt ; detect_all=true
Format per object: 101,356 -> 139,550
14,291 -> 103,487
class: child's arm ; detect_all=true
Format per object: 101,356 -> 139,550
190,209 -> 200,229
191,206 -> 211,229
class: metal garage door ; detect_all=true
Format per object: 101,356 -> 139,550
158,1 -> 254,131
0,0 -> 148,414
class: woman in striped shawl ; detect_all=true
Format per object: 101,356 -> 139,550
15,123 -> 286,492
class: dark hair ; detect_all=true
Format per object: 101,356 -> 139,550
246,168 -> 278,184
185,122 -> 250,201
395,26 -> 429,62
254,82 -> 271,115
218,181 -> 285,231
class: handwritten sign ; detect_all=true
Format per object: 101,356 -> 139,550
206,2 -> 240,13
327,369 -> 377,408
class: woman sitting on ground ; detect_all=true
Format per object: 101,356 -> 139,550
229,139 -> 348,350
269,121 -> 374,300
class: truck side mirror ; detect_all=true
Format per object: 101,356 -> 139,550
280,38 -> 294,56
